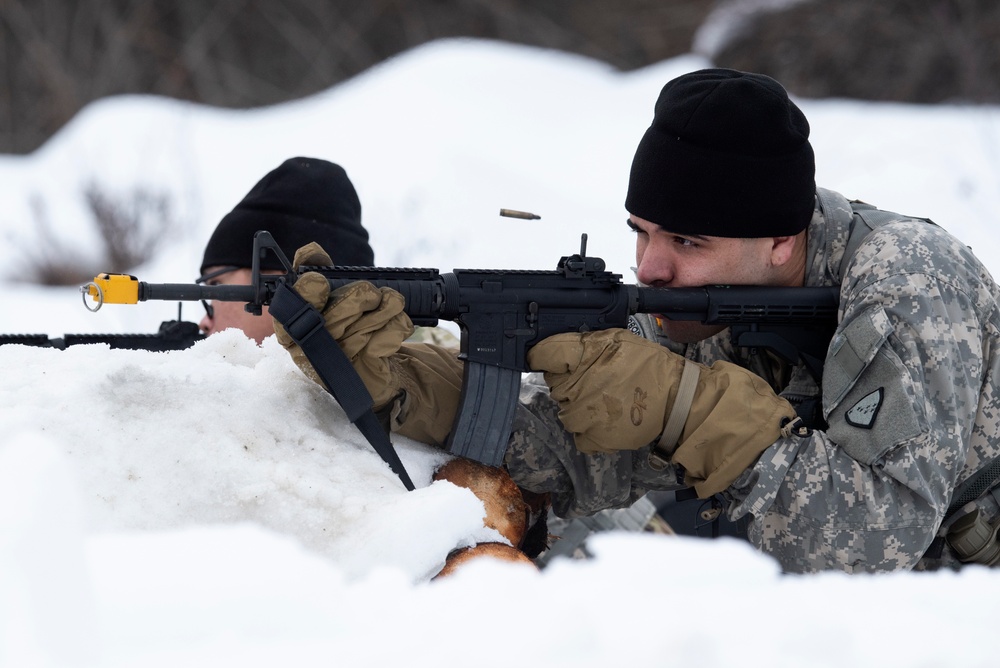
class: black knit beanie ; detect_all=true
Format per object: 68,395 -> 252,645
625,68 -> 816,237
200,157 -> 374,274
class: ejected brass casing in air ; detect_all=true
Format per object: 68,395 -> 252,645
499,208 -> 541,220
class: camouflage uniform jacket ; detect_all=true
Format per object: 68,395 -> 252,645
506,187 -> 1000,573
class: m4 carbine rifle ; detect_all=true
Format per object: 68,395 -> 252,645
82,230 -> 839,487
1,318 -> 203,350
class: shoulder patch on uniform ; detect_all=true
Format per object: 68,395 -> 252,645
845,388 -> 884,429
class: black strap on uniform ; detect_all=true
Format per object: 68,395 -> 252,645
924,458 -> 1000,560
269,282 -> 415,491
945,457 -> 1000,520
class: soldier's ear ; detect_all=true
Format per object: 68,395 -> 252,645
768,232 -> 805,268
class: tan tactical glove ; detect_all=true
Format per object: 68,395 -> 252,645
273,242 -> 465,445
527,328 -> 797,498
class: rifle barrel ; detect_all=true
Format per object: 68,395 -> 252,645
139,283 -> 258,302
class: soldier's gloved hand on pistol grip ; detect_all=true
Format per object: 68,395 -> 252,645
273,242 -> 465,446
526,328 -> 798,498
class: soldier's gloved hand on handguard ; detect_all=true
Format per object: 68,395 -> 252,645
526,328 -> 798,498
273,242 -> 465,445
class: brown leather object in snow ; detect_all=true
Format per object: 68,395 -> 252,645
433,458 -> 530,547
434,543 -> 537,579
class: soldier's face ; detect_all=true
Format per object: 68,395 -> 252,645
630,214 -> 789,343
197,267 -> 277,345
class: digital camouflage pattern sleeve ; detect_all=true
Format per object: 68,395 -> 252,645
506,372 -> 686,519
731,218 -> 1000,573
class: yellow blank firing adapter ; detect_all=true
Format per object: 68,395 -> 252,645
80,273 -> 139,312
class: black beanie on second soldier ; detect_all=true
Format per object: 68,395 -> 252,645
625,68 -> 816,237
200,157 -> 374,274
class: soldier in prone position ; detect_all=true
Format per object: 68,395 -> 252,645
276,69 -> 1000,573
198,156 -> 375,344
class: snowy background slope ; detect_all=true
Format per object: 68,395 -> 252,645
2,39 -> 1000,667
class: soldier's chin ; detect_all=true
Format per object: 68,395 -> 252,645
659,320 -> 728,344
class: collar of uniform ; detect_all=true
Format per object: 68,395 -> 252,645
806,187 -> 855,287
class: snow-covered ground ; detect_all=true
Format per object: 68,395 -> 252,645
2,39 -> 1000,667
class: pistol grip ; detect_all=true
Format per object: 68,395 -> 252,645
446,362 -> 521,467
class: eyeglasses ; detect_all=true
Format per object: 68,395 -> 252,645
195,266 -> 240,320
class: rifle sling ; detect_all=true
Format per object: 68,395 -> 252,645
269,283 -> 415,491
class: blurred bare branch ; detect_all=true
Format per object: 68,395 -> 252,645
0,0 -> 715,154
13,194 -> 93,286
10,183 -> 175,286
713,0 -> 1000,103
84,182 -> 174,273
2,0 -> 997,155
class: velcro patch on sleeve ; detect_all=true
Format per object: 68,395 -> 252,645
823,305 -> 892,410
823,305 -> 926,464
